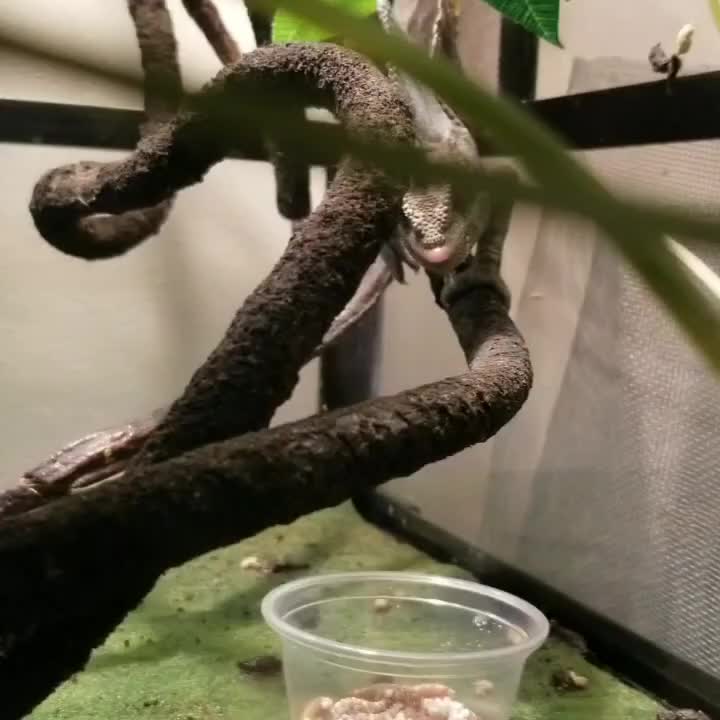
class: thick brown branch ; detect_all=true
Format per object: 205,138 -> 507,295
131,162 -> 403,467
10,43 -> 411,508
35,0 -> 182,260
2,244 -> 392,521
0,272 -> 529,718
115,46 -> 413,467
2,38 -> 531,720
30,45 -> 410,250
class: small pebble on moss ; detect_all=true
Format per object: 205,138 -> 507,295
240,555 -> 272,573
551,669 -> 589,691
657,711 -> 711,720
473,680 -> 494,697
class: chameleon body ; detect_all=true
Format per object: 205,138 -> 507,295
378,0 -> 490,276
321,0 -> 492,347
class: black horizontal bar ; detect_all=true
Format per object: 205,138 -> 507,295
525,69 -> 720,150
0,98 -> 141,151
0,97 -> 269,161
3,69 -> 720,158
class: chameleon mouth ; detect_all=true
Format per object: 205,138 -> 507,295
407,237 -> 470,274
420,245 -> 453,263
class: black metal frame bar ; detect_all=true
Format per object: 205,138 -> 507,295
499,16 -> 537,101
4,70 -> 720,154
0,98 -> 267,160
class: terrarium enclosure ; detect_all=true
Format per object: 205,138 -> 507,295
1,0 -> 720,719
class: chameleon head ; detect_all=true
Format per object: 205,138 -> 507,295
401,184 -> 488,275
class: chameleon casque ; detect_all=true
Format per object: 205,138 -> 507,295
13,0 -> 508,502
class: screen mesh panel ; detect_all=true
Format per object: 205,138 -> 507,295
382,56 -> 720,680
487,57 -> 720,676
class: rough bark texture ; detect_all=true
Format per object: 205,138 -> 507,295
133,160 -> 402,465
254,14 -> 313,222
28,44 -> 412,468
125,45 -> 412,467
34,0 -> 181,260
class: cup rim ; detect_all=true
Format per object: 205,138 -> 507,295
261,571 -> 549,665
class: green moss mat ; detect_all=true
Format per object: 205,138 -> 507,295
30,504 -> 659,720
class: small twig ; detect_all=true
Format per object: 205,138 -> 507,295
181,0 -> 241,63
648,43 -> 682,80
648,24 -> 695,81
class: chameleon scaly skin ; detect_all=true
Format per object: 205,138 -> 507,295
377,0 -> 491,276
318,0 -> 495,356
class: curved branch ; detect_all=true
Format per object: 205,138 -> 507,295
131,154 -> 402,467
3,245 -> 391,520
30,44 -> 410,246
33,1 -> 182,260
0,266 -> 529,719
5,43 -> 411,516
29,43 -> 413,467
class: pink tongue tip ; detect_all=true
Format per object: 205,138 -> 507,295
423,246 -> 451,264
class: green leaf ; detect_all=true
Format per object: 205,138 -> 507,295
272,0 -> 376,43
481,0 -> 561,45
710,0 -> 720,32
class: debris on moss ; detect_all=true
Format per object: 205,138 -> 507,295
551,669 -> 590,692
657,710 -> 711,720
236,655 -> 283,677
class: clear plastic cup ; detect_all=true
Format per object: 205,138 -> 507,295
261,571 -> 549,720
